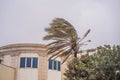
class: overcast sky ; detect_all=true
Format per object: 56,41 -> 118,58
0,0 -> 120,49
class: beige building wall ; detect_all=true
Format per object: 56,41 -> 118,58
2,55 -> 12,66
0,64 -> 15,80
38,56 -> 48,80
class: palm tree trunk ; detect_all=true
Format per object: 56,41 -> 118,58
74,51 -> 77,58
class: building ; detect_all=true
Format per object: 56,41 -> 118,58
0,43 -> 96,80
0,43 -> 63,80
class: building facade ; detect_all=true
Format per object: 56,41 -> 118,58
0,43 -> 96,80
0,43 -> 62,80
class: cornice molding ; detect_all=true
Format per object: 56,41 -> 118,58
0,43 -> 48,56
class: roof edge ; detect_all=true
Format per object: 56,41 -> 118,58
0,43 -> 47,50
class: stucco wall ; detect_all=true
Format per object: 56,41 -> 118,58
0,64 -> 15,80
48,70 -> 61,80
2,55 -> 12,66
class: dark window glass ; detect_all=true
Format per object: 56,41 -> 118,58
26,58 -> 31,67
48,59 -> 61,71
58,61 -> 61,71
32,58 -> 38,68
54,61 -> 57,70
20,57 -> 26,68
49,59 -> 52,69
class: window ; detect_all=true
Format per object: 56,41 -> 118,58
49,59 -> 53,69
48,59 -> 61,71
20,57 -> 38,68
58,61 -> 61,71
32,58 -> 38,68
54,60 -> 57,70
26,58 -> 31,67
20,57 -> 25,68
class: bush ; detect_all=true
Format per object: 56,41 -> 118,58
64,45 -> 120,80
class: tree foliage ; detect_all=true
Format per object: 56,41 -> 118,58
43,18 -> 90,63
64,45 -> 120,80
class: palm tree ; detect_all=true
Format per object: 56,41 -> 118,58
43,18 -> 90,64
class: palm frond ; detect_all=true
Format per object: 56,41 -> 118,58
43,18 -> 91,64
47,40 -> 66,46
44,18 -> 78,41
47,42 -> 72,54
43,34 -> 70,41
84,29 -> 90,38
61,52 -> 72,64
60,48 -> 73,57
79,29 -> 91,42
48,49 -> 64,59
53,48 -> 72,60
